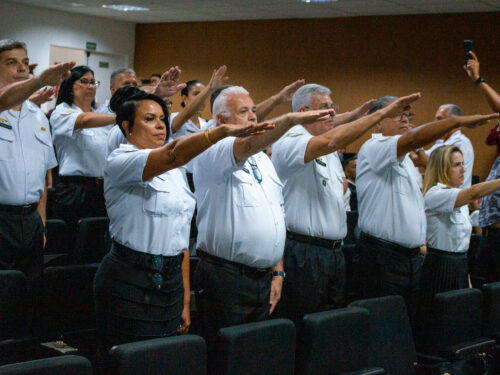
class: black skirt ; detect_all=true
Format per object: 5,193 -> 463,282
415,247 -> 468,349
94,242 -> 184,349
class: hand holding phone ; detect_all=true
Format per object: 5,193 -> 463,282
464,40 -> 473,65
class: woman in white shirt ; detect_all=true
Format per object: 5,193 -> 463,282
94,86 -> 270,372
50,66 -> 116,246
416,145 -> 500,348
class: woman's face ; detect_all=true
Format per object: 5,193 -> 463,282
449,151 -> 465,188
183,83 -> 205,111
126,100 -> 167,149
72,71 -> 96,104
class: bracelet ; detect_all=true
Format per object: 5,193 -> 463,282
204,129 -> 214,145
272,270 -> 286,278
475,77 -> 485,86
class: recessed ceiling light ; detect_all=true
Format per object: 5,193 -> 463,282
102,4 -> 150,11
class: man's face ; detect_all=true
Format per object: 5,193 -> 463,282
434,106 -> 452,121
377,100 -> 411,136
302,93 -> 336,136
0,48 -> 29,87
219,93 -> 257,126
150,75 -> 160,86
110,72 -> 138,94
344,159 -> 357,181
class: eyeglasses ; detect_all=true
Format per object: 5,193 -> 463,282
399,112 -> 414,122
248,157 -> 262,184
77,78 -> 100,87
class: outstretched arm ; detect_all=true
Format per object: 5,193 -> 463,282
256,79 -> 305,120
153,66 -> 187,99
455,179 -> 500,208
332,98 -> 376,127
465,51 -> 500,113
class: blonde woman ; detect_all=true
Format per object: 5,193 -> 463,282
416,145 -> 500,348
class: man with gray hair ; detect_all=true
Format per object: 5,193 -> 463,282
424,104 -> 474,187
356,95 -> 496,320
272,84 -> 421,324
0,39 -> 74,292
193,85 -> 333,369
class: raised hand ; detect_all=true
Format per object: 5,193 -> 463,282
154,66 -> 187,98
222,121 -> 275,137
352,98 -> 377,118
207,65 -> 228,91
464,51 -> 480,82
459,113 -> 499,128
276,79 -> 305,104
289,109 -> 335,125
382,93 -> 421,119
38,61 -> 76,86
29,86 -> 55,107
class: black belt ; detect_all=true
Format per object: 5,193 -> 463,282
198,250 -> 271,275
427,247 -> 467,258
59,175 -> 104,185
287,231 -> 342,249
0,202 -> 38,215
360,232 -> 421,257
112,241 -> 183,273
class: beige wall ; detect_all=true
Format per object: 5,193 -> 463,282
135,12 -> 500,180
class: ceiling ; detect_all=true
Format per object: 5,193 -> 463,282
7,0 -> 500,23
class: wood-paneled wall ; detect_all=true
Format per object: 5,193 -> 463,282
135,12 -> 500,180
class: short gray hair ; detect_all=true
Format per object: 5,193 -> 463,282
439,104 -> 463,117
110,67 -> 135,85
212,86 -> 250,121
292,84 -> 331,112
0,39 -> 27,55
369,96 -> 398,114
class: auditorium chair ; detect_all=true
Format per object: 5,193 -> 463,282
214,319 -> 296,375
108,335 -> 206,375
0,354 -> 92,375
295,307 -> 384,375
72,216 -> 111,264
482,282 -> 500,374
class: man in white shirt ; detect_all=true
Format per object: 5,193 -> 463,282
425,104 -> 474,187
357,95 -> 497,320
193,86 -> 334,370
272,84 -> 420,324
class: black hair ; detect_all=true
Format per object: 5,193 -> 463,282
110,86 -> 170,140
210,85 -> 233,113
180,80 -> 203,107
369,95 -> 398,114
0,39 -> 27,55
56,65 -> 96,108
151,73 -> 161,79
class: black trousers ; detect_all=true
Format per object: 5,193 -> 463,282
281,235 -> 345,328
54,177 -> 107,249
194,252 -> 271,373
0,207 -> 44,292
358,233 -> 423,324
476,228 -> 500,283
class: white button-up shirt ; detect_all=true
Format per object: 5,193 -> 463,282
425,130 -> 474,188
425,183 -> 472,252
105,144 -> 195,255
272,125 -> 347,240
193,137 -> 286,268
51,102 -> 112,177
0,101 -> 57,205
170,112 -> 209,140
106,125 -> 128,157
357,133 -> 426,248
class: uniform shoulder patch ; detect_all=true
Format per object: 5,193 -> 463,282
60,108 -> 77,115
287,132 -> 303,138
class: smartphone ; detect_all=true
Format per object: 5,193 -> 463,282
464,40 -> 473,65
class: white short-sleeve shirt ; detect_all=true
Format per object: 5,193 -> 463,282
424,183 -> 472,252
50,102 -> 112,177
105,144 -> 195,255
0,101 -> 57,205
170,112 -> 209,139
193,137 -> 286,268
272,125 -> 347,240
357,133 -> 426,248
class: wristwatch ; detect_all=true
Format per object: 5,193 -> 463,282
272,270 -> 286,278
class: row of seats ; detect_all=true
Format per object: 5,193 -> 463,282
1,274 -> 499,374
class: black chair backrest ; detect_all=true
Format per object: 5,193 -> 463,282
215,318 -> 296,375
350,295 -> 417,375
0,270 -> 30,339
38,264 -> 98,338
109,335 -> 206,375
44,219 -> 69,255
73,217 -> 111,264
296,307 -> 370,375
425,288 -> 483,353
0,354 -> 92,375
482,282 -> 500,338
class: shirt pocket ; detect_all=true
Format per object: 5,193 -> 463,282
76,129 -> 95,150
0,127 -> 15,160
143,178 -> 176,216
233,171 -> 261,207
392,165 -> 410,195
